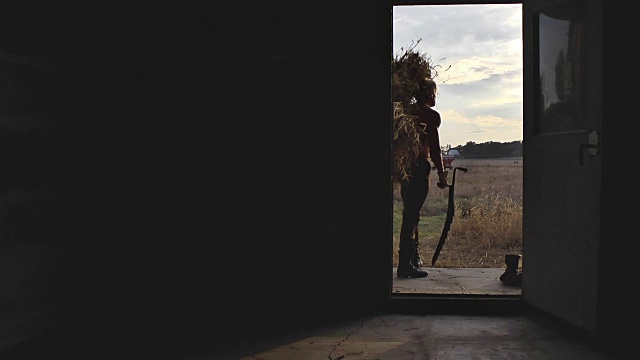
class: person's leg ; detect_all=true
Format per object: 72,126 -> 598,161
397,158 -> 430,278
408,157 -> 430,268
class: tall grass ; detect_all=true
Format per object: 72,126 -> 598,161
392,158 -> 523,268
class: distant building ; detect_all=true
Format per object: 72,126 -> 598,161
447,149 -> 461,157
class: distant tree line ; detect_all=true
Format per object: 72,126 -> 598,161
447,140 -> 523,158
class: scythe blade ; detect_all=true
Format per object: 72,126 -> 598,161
431,166 -> 467,266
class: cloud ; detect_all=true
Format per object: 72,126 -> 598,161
393,3 -> 523,146
436,56 -> 519,84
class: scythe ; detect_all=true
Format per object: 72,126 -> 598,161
431,166 -> 468,266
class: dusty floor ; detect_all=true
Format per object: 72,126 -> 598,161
0,263 -> 614,360
205,313 -> 612,360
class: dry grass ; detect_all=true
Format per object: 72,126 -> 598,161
392,158 -> 523,269
392,102 -> 422,183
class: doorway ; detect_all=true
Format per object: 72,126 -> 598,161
391,2 -> 523,297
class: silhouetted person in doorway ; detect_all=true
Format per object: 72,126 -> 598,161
397,79 -> 449,278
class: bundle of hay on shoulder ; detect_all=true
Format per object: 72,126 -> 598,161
392,40 -> 440,184
392,102 -> 422,183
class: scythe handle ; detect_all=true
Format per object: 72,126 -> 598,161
431,166 -> 468,266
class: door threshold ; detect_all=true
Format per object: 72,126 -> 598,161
392,267 -> 522,297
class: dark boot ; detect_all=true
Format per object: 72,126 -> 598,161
499,254 -> 522,286
397,250 -> 428,278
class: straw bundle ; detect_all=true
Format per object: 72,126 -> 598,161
391,40 -> 437,183
392,102 -> 422,183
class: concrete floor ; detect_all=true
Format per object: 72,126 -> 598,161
392,267 -> 522,296
197,269 -> 612,359
205,313 -> 612,359
0,267 -> 614,359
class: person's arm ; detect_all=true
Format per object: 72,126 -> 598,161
426,112 -> 444,174
426,111 -> 449,187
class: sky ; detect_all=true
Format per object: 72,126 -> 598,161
393,4 -> 523,148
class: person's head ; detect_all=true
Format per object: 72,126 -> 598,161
415,79 -> 437,107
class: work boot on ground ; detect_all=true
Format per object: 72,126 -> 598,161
397,263 -> 428,278
500,254 -> 522,286
397,251 -> 428,278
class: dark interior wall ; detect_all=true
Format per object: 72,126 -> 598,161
0,0 -> 393,356
598,1 -> 640,351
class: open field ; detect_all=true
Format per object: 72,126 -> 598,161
392,158 -> 523,269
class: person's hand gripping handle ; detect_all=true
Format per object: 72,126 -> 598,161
437,171 -> 449,189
